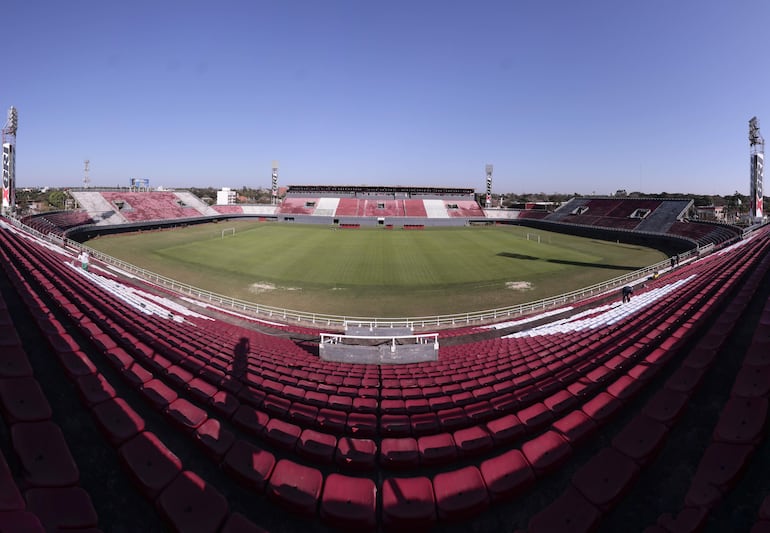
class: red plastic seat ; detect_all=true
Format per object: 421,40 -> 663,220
0,377 -> 52,423
220,511 -> 269,533
119,431 -> 182,498
165,398 -> 208,432
382,476 -> 436,529
91,397 -> 146,446
12,421 -> 80,487
0,510 -> 44,531
713,398 -> 768,444
642,389 -> 689,426
522,430 -> 572,475
0,345 -> 33,377
336,437 -> 377,471
0,450 -> 24,511
347,412 -> 378,438
418,433 -> 458,465
194,418 -> 235,460
544,389 -> 578,415
528,486 -> 600,533
454,426 -> 493,456
157,470 -> 229,533
611,414 -> 668,464
187,377 -> 218,402
232,405 -> 270,436
296,429 -> 337,463
165,365 -> 193,388
222,439 -> 276,492
266,459 -> 323,516
684,442 -> 754,508
76,372 -> 117,407
320,473 -> 377,530
437,407 -> 468,430
140,378 -> 178,409
479,448 -> 535,502
433,466 -> 489,521
410,412 -> 440,435
57,350 -> 97,378
380,414 -> 412,437
209,390 -> 239,418
352,396 -> 378,413
572,447 -> 639,509
317,408 -> 347,433
731,364 -> 770,398
552,410 -> 597,445
581,391 -> 622,424
664,365 -> 707,395
24,487 -> 98,531
122,361 -> 153,388
485,414 -> 525,444
380,438 -> 419,469
264,418 -> 302,450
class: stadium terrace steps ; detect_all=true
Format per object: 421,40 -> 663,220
1,219 -> 770,531
173,191 -> 220,216
69,190 -> 128,225
98,191 -> 203,222
422,199 -> 452,218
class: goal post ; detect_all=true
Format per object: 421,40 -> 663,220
221,227 -> 236,239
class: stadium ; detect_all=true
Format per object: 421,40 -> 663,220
4,80 -> 770,533
2,120 -> 770,533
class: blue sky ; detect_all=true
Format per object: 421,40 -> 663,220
2,0 -> 768,195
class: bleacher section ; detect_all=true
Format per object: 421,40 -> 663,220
173,191 -> 219,216
404,199 -> 428,217
635,199 -> 691,233
1,216 -> 769,531
278,197 -> 319,215
99,192 -> 202,222
22,211 -> 98,237
313,197 -> 340,217
534,197 -> 741,248
445,200 -> 485,218
210,205 -> 244,215
423,199 -> 452,218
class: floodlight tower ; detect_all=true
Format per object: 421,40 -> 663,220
83,159 -> 91,189
2,106 -> 18,216
271,160 -> 279,205
749,117 -> 764,221
485,164 -> 493,208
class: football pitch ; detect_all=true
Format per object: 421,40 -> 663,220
87,221 -> 668,317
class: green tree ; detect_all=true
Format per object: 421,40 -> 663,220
47,190 -> 67,209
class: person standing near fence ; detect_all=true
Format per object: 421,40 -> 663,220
78,250 -> 90,271
622,285 -> 633,303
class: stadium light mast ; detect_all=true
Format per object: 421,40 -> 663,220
749,117 -> 764,221
83,159 -> 91,189
2,106 -> 18,216
271,160 -> 279,205
485,164 -> 493,208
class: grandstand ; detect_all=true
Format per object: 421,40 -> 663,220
2,180 -> 770,532
25,191 -> 744,257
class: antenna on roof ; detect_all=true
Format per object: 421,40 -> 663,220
83,159 -> 90,189
271,160 -> 279,205
749,117 -> 764,221
485,164 -> 493,209
2,106 -> 18,215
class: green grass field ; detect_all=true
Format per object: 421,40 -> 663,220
86,222 -> 667,317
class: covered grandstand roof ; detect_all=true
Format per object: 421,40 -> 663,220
285,185 -> 476,196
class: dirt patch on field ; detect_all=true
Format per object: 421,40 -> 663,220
249,282 -> 300,294
506,281 -> 534,291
